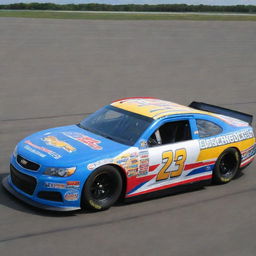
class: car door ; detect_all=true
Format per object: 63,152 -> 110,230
137,118 -> 202,194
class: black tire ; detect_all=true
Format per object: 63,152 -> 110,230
82,165 -> 123,211
213,148 -> 240,184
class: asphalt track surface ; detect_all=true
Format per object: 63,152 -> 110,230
1,18 -> 256,256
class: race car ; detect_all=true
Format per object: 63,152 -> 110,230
2,97 -> 256,211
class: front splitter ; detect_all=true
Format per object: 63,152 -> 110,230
2,176 -> 81,212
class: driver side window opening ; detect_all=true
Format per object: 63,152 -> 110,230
148,120 -> 192,147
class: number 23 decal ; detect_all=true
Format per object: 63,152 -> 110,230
156,148 -> 187,181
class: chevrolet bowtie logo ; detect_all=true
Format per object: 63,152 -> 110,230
20,159 -> 28,165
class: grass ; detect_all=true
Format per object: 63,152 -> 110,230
0,10 -> 256,21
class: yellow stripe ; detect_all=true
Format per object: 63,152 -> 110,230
112,100 -> 205,119
197,138 -> 255,162
112,98 -> 252,127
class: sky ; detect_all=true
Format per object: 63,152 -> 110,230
1,0 -> 256,5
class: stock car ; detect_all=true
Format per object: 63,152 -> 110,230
2,97 -> 256,211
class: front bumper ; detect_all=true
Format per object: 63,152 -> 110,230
2,175 -> 81,212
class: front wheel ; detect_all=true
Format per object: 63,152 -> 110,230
82,165 -> 123,211
213,148 -> 240,184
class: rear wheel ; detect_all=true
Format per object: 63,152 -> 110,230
213,148 -> 240,184
82,165 -> 122,211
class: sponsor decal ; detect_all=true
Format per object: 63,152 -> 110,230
87,163 -> 96,171
24,145 -> 46,158
199,129 -> 254,150
25,140 -> 61,159
44,181 -> 80,189
140,159 -> 149,165
87,150 -> 140,175
66,181 -> 80,189
87,158 -> 113,170
137,169 -> 148,177
118,157 -> 130,162
130,152 -> 139,158
242,145 -> 256,160
116,159 -> 128,164
45,182 -> 66,189
139,155 -> 149,159
63,132 -> 102,150
118,157 -> 139,170
113,152 -> 140,177
131,159 -> 138,164
127,168 -> 138,177
138,150 -> 149,176
129,164 -> 138,169
64,190 -> 79,201
42,136 -> 76,153
139,150 -> 149,158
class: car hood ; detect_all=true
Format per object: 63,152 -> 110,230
17,125 -> 129,166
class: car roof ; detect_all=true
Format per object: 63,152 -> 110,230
111,97 -> 207,120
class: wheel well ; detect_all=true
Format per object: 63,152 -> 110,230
80,164 -> 127,209
228,147 -> 242,165
212,146 -> 242,185
108,164 -> 127,201
217,147 -> 241,170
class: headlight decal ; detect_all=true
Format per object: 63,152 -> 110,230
43,167 -> 76,177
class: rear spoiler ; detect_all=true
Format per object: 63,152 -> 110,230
189,101 -> 253,125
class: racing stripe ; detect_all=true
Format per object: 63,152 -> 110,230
241,155 -> 255,167
186,165 -> 214,176
184,161 -> 215,171
126,174 -> 212,198
126,174 -> 156,194
149,164 -> 160,172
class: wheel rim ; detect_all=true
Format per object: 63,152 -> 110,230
90,173 -> 115,200
219,153 -> 237,178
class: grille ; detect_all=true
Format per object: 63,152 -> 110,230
37,191 -> 63,202
17,155 -> 40,171
10,164 -> 37,195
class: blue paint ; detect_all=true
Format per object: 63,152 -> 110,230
186,165 -> 214,176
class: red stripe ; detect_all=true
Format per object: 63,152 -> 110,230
184,161 -> 215,171
126,174 -> 212,198
241,156 -> 255,167
149,164 -> 160,172
126,174 -> 157,193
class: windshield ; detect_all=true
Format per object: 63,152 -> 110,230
79,106 -> 153,146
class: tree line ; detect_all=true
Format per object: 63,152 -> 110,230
0,3 -> 256,13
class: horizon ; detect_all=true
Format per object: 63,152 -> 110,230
1,0 -> 256,6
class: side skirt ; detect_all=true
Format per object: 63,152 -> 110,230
124,179 -> 212,203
